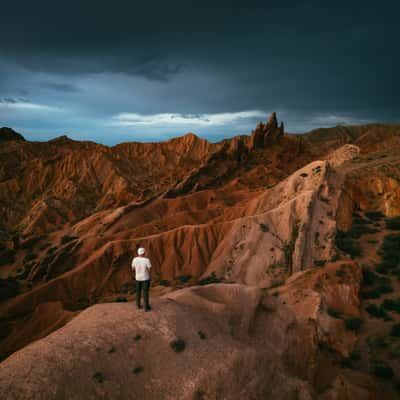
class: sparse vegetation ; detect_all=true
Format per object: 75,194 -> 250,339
347,222 -> 379,238
335,231 -> 361,258
382,298 -> 400,314
60,235 -> 78,245
0,277 -> 19,301
93,371 -> 104,383
344,317 -> 363,331
341,358 -> 352,369
0,249 -> 16,266
159,279 -> 170,286
361,289 -> 381,300
377,233 -> 400,270
23,252 -> 37,263
366,304 -> 390,320
47,246 -> 57,254
386,216 -> 400,230
197,272 -> 223,285
372,361 -> 394,379
327,308 -> 341,319
335,269 -> 346,278
170,338 -> 186,353
197,330 -> 207,339
319,195 -> 329,203
365,211 -> 385,221
349,350 -> 361,361
39,243 -> 50,251
259,223 -> 269,232
133,334 -> 142,341
176,274 -> 192,283
390,324 -> 400,337
132,366 -> 143,375
269,281 -> 283,289
314,259 -> 326,267
368,335 -> 388,351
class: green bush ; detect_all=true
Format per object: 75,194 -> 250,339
259,223 -> 269,232
366,304 -> 388,319
376,264 -> 389,275
365,211 -> 385,221
335,269 -> 346,278
382,298 -> 400,313
335,231 -> 361,258
341,358 -> 352,368
361,289 -> 381,300
23,252 -> 37,263
170,338 -> 186,353
386,216 -> 400,230
132,366 -> 143,375
0,277 -> 19,301
314,259 -> 326,267
347,224 -> 379,238
197,330 -> 207,339
0,249 -> 16,266
390,323 -> 400,337
93,372 -> 104,383
349,350 -> 361,361
176,274 -> 192,283
373,362 -> 394,379
327,308 -> 341,319
368,335 -> 388,350
197,272 -> 223,285
378,234 -> 400,269
133,334 -> 142,341
345,318 -> 363,331
362,268 -> 377,285
47,246 -> 57,254
60,235 -> 78,245
269,281 -> 283,289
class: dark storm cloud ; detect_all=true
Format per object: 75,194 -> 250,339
0,0 -> 399,142
40,81 -> 80,92
1,97 -> 29,104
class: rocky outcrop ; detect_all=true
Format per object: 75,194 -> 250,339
249,112 -> 284,149
0,264 -> 377,400
0,266 -> 389,399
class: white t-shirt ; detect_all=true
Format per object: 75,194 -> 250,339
131,256 -> 152,281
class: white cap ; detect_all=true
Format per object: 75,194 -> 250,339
137,247 -> 145,256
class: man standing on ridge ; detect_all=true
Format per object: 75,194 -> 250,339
131,247 -> 152,312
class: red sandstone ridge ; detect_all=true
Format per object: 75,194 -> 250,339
0,115 -> 400,398
0,127 -> 26,142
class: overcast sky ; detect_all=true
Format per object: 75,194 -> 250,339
0,0 -> 398,144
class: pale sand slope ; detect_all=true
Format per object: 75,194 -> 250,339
0,284 -> 312,400
0,264 -> 391,400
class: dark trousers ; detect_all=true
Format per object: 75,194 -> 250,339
136,280 -> 150,309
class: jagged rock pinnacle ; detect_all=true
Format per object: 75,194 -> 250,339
249,112 -> 284,149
